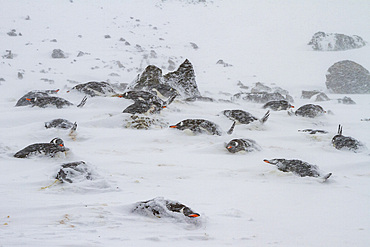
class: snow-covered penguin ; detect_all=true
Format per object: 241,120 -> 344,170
14,138 -> 68,158
132,197 -> 200,218
226,138 -> 261,153
263,158 -> 332,181
263,100 -> 294,111
170,119 -> 235,136
332,125 -> 365,152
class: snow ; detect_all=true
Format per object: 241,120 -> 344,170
1,0 -> 369,246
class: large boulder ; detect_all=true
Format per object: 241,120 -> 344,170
164,59 -> 201,98
128,65 -> 164,91
308,32 -> 366,51
326,60 -> 370,94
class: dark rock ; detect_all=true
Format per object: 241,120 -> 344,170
3,50 -> 14,59
70,81 -> 116,97
189,42 -> 199,49
326,60 -> 370,94
123,115 -> 168,129
216,59 -> 232,67
7,29 -> 18,36
164,59 -> 201,98
308,31 -> 366,51
301,90 -> 320,99
295,104 -> 325,118
232,92 -> 286,103
315,92 -> 330,102
338,96 -> 356,104
51,49 -> 66,58
251,82 -> 272,93
263,100 -> 294,111
184,96 -> 214,102
129,65 -> 164,91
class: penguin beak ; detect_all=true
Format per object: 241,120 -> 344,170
188,213 -> 200,218
291,106 -> 294,108
263,159 -> 270,164
59,144 -> 64,147
26,98 -> 31,101
227,146 -> 232,149
66,90 -> 70,93
55,89 -> 60,93
162,106 -> 166,109
169,125 -> 177,128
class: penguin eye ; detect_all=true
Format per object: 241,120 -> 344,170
180,122 -> 183,126
234,142 -> 238,146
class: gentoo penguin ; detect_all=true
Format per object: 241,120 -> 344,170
132,197 -> 200,218
25,96 -> 87,108
226,138 -> 261,153
298,129 -> 328,134
68,81 -> 116,97
170,119 -> 235,136
263,159 -> 332,180
15,89 -> 59,107
14,137 -> 68,158
45,119 -> 74,129
56,161 -> 92,183
294,104 -> 325,118
332,125 -> 364,152
115,90 -> 176,108
263,100 -> 294,111
123,101 -> 164,115
222,109 -> 270,125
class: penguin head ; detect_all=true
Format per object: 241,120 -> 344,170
50,138 -> 65,148
26,97 -> 37,103
181,207 -> 200,218
226,139 -> 242,153
169,120 -> 184,130
263,159 -> 284,165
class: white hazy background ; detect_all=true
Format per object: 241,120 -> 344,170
0,0 -> 369,246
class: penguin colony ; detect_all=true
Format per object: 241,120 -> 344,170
12,60 -> 367,221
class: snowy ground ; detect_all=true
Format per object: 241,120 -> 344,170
1,0 -> 369,246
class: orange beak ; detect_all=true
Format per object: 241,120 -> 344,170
55,89 -> 60,93
26,98 -> 31,101
263,159 -> 270,163
291,106 -> 294,108
169,125 -> 177,128
66,90 -> 70,93
59,144 -> 64,147
162,106 -> 166,109
188,214 -> 200,218
227,146 -> 232,149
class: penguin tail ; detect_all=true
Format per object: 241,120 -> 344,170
260,110 -> 270,124
77,96 -> 88,108
321,173 -> 332,182
165,94 -> 178,106
227,121 -> 236,135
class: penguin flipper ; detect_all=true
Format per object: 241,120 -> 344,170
77,96 -> 88,108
